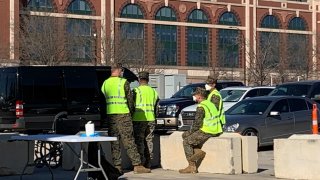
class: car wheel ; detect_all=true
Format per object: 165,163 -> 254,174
242,129 -> 261,148
242,129 -> 258,136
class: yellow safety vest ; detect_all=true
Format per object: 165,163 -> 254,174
199,100 -> 223,135
132,85 -> 158,121
101,77 -> 130,115
208,89 -> 226,125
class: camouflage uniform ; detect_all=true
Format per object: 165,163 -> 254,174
107,81 -> 142,166
132,121 -> 156,165
206,76 -> 222,110
132,71 -> 159,167
210,90 -> 221,110
182,88 -> 220,161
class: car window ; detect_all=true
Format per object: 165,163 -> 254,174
0,70 -> 16,105
220,89 -> 247,102
310,83 -> 320,99
270,99 -> 289,113
288,99 -> 308,112
172,85 -> 204,98
259,88 -> 274,96
269,84 -> 311,97
21,69 -> 63,104
64,69 -> 98,104
227,100 -> 271,115
244,89 -> 259,99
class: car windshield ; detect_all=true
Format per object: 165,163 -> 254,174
220,89 -> 247,102
226,100 -> 272,115
269,84 -> 311,97
172,85 -> 204,98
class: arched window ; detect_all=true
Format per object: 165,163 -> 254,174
67,0 -> 92,15
155,7 -> 177,65
218,12 -> 240,68
259,15 -> 280,67
66,0 -> 93,61
287,17 -> 308,70
187,10 -> 209,66
261,15 -> 280,29
26,0 -> 53,11
120,4 -> 144,62
288,17 -> 306,30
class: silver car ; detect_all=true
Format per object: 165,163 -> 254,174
225,96 -> 317,146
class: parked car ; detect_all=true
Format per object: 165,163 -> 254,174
156,81 -> 244,131
178,86 -> 274,130
225,96 -> 318,146
0,66 -> 138,134
269,80 -> 320,103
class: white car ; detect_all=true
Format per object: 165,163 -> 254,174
178,86 -> 275,130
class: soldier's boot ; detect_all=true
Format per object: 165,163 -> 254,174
189,149 -> 206,162
115,165 -> 123,174
134,165 -> 151,174
178,161 -> 197,174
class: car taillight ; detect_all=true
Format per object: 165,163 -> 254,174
16,100 -> 24,118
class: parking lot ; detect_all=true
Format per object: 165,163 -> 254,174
0,147 -> 275,180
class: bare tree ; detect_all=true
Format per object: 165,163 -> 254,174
19,14 -> 98,65
19,15 -> 67,65
242,32 -> 280,86
287,34 -> 313,80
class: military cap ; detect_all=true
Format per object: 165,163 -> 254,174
205,75 -> 217,84
138,71 -> 149,79
192,87 -> 208,97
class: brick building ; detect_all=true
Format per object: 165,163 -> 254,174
0,0 -> 319,84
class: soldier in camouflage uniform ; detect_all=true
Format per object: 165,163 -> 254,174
132,71 -> 159,169
101,63 -> 150,174
205,76 -> 221,109
179,87 -> 223,174
205,76 -> 226,126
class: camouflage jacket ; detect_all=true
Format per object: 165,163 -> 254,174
190,106 -> 205,133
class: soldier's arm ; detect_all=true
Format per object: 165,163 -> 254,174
101,80 -> 106,97
124,81 -> 134,115
211,94 -> 221,110
132,89 -> 137,113
190,106 -> 205,133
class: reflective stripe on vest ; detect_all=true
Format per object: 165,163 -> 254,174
101,77 -> 129,114
208,89 -> 226,125
199,100 -> 223,135
132,85 -> 158,122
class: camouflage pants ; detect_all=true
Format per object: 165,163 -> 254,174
108,114 -> 141,166
133,121 -> 155,165
182,130 -> 218,161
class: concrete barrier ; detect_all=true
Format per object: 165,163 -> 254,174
274,135 -> 320,180
0,133 -> 34,175
62,134 -> 160,170
220,133 -> 258,173
160,132 -> 242,174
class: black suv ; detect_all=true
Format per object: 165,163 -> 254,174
269,80 -> 320,103
0,66 -> 138,133
156,81 -> 244,131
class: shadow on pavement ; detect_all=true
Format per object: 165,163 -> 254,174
258,145 -> 273,152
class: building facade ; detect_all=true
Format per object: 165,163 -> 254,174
0,0 -> 319,84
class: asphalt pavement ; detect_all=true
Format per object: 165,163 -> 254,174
0,148 -> 278,180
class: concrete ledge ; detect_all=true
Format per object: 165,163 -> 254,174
274,135 -> 320,180
221,133 -> 258,173
0,133 -> 34,175
160,132 -> 242,174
